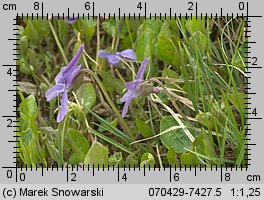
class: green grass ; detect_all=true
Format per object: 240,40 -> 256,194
17,16 -> 247,167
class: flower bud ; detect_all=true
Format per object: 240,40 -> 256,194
137,82 -> 160,97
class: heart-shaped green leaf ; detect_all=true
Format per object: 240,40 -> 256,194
160,116 -> 193,153
76,83 -> 96,112
84,141 -> 109,166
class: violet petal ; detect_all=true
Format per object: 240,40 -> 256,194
136,58 -> 149,80
119,49 -> 137,60
98,50 -> 110,58
64,64 -> 82,88
64,16 -> 79,24
125,79 -> 141,91
55,67 -> 66,84
64,44 -> 84,74
121,92 -> 135,118
120,90 -> 135,103
57,91 -> 68,122
45,84 -> 65,101
107,54 -> 120,65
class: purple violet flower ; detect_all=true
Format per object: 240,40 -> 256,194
64,16 -> 79,24
120,58 -> 149,118
98,49 -> 136,65
45,44 -> 84,122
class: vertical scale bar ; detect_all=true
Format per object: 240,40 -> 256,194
11,15 -> 18,166
244,2 -> 251,167
15,14 -> 20,167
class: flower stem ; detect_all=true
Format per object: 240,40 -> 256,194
58,115 -> 67,166
48,21 -> 68,65
83,49 -> 98,66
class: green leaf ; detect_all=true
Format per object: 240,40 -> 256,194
128,18 -> 143,32
186,18 -> 206,34
68,128 -> 90,154
136,19 -> 162,61
162,68 -> 179,89
102,19 -> 127,38
196,110 -> 224,131
24,20 -> 40,46
120,33 -> 135,49
31,20 -> 49,37
19,60 -> 32,75
97,70 -> 125,94
155,35 -> 178,64
195,112 -> 213,129
76,83 -> 96,112
57,21 -> 68,47
193,130 -> 217,163
167,19 -> 180,35
227,93 -> 246,114
69,102 -> 86,122
140,153 -> 155,168
135,118 -> 152,138
72,19 -> 96,47
67,128 -> 89,165
102,19 -> 117,37
181,152 -> 201,165
160,116 -> 193,153
20,36 -> 28,57
20,95 -> 38,119
135,20 -> 162,71
167,148 -> 180,166
141,19 -> 162,37
80,19 -> 96,44
192,132 -> 204,153
203,132 -> 217,159
109,152 -> 125,167
189,31 -> 208,55
44,139 -> 59,162
156,91 -> 170,105
136,30 -> 152,61
84,141 -> 109,166
162,68 -> 179,79
125,153 -> 139,167
98,118 -> 118,133
26,95 -> 38,118
21,126 -> 33,145
69,152 -> 86,165
24,20 -> 49,46
154,21 -> 181,66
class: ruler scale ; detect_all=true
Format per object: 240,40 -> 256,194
0,0 -> 263,199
